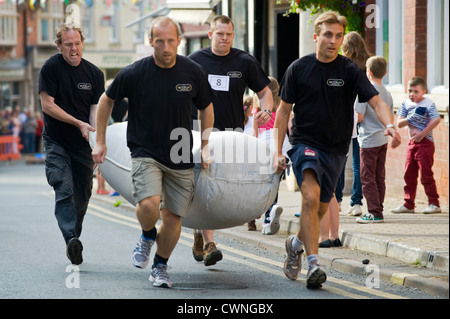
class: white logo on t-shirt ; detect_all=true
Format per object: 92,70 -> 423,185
78,83 -> 92,90
327,79 -> 344,87
176,84 -> 192,92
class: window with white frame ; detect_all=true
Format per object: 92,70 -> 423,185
38,0 -> 64,45
230,0 -> 248,51
0,0 -> 17,46
376,0 -> 404,88
427,0 -> 449,92
81,4 -> 95,43
109,0 -> 120,43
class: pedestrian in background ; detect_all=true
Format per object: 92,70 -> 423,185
341,31 -> 372,216
188,15 -> 273,267
274,11 -> 401,289
34,111 -> 44,153
254,76 -> 289,235
22,109 -> 37,154
392,76 -> 441,214
243,95 -> 258,231
39,23 -> 105,265
355,56 -> 394,223
92,17 -> 214,288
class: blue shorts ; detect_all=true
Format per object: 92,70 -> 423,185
287,143 -> 347,203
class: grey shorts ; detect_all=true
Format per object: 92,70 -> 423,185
131,157 -> 195,218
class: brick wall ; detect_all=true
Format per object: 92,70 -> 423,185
363,0 -> 376,55
404,0 -> 428,85
361,0 -> 449,210
385,115 -> 449,209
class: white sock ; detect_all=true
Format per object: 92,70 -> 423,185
291,236 -> 303,251
307,254 -> 319,266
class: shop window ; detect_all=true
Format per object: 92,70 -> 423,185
427,0 -> 449,92
81,4 -> 95,43
0,1 -> 17,46
38,1 -> 64,45
230,0 -> 248,51
375,0 -> 403,88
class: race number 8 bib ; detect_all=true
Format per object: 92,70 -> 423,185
208,74 -> 230,92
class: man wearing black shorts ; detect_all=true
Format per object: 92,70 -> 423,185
39,23 -> 105,265
274,11 -> 401,289
188,15 -> 273,266
92,17 -> 214,288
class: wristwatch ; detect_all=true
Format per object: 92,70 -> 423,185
263,109 -> 272,116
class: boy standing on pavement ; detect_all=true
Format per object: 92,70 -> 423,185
92,17 -> 214,288
274,12 -> 401,289
188,15 -> 273,267
39,23 -> 105,265
355,56 -> 394,224
391,77 -> 441,215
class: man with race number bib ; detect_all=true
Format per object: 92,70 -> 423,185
188,15 -> 274,266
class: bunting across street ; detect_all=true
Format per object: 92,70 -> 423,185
2,0 -> 125,9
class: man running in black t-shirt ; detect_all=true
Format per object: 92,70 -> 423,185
188,15 -> 273,267
274,12 -> 401,289
39,23 -> 105,266
92,17 -> 214,288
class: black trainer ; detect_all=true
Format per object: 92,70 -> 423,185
66,238 -> 83,265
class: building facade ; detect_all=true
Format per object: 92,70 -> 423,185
221,0 -> 449,208
1,0 -> 448,206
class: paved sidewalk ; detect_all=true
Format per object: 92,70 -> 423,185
273,180 -> 449,272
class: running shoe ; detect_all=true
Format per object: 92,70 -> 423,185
131,236 -> 154,269
283,235 -> 304,280
149,264 -> 172,288
306,264 -> 327,289
269,205 -> 283,234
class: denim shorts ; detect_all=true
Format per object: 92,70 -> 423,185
288,143 -> 347,203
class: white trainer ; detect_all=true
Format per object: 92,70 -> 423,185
422,204 -> 441,214
391,205 -> 415,214
347,204 -> 362,216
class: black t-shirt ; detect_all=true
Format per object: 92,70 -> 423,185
188,47 -> 270,131
111,99 -> 128,122
39,54 -> 105,152
279,53 -> 378,155
106,55 -> 212,170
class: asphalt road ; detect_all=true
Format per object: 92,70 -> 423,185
0,160 -> 442,305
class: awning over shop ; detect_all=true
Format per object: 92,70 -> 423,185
125,0 -> 220,29
168,9 -> 215,25
166,0 -> 221,9
0,58 -> 26,81
125,6 -> 170,28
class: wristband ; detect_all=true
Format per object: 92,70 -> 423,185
386,124 -> 395,129
263,109 -> 272,116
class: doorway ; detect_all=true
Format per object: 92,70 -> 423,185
276,12 -> 299,81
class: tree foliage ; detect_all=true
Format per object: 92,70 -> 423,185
280,0 -> 368,33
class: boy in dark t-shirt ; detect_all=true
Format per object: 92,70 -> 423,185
39,23 -> 105,265
274,12 -> 401,289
